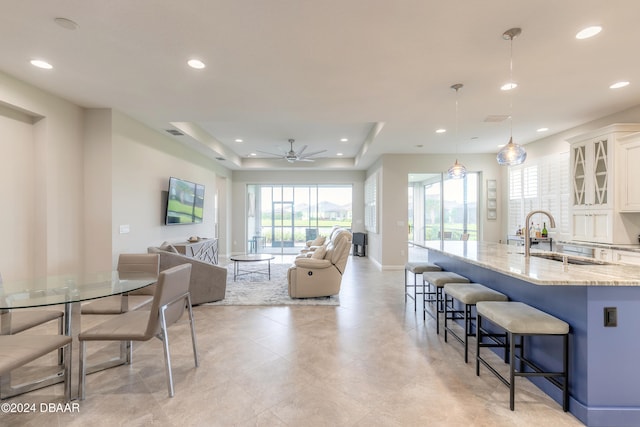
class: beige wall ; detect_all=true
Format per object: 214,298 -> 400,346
0,70 -> 233,279
0,71 -> 84,280
110,111 -> 232,265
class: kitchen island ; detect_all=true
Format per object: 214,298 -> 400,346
412,240 -> 640,427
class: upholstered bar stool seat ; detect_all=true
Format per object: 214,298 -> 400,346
443,283 -> 508,362
421,271 -> 469,334
476,301 -> 569,411
404,262 -> 441,311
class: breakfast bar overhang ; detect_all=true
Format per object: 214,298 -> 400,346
412,240 -> 640,427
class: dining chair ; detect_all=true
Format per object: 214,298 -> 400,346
0,272 -> 64,336
0,335 -> 72,401
81,253 -> 160,314
79,263 -> 198,399
0,272 -> 66,395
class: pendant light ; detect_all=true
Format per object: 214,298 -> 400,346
496,27 -> 527,166
447,83 -> 467,179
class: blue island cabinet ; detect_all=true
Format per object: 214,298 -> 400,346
417,243 -> 640,427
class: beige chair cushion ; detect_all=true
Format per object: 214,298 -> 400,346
405,262 -> 442,274
81,295 -> 154,314
1,310 -> 63,334
0,335 -> 71,375
476,301 -> 569,335
311,245 -> 327,259
422,271 -> 469,287
159,242 -> 178,253
310,236 -> 326,247
444,283 -> 508,305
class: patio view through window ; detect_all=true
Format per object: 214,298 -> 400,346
408,172 -> 479,242
246,184 -> 352,255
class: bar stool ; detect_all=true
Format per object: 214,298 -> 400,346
421,271 -> 469,334
443,283 -> 508,363
476,301 -> 569,411
404,262 -> 441,311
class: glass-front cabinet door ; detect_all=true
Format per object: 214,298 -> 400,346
571,137 -> 610,210
572,144 -> 586,207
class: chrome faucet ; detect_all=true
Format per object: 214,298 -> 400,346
524,210 -> 556,258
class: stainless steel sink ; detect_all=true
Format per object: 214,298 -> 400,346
529,252 -> 613,266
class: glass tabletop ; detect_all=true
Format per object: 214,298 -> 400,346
230,254 -> 275,262
0,271 -> 157,309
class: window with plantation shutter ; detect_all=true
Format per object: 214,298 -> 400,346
507,153 -> 569,240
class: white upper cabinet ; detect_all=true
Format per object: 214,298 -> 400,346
617,132 -> 640,212
567,124 -> 640,243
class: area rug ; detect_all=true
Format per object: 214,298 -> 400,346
205,262 -> 340,306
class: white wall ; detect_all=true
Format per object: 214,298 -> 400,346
230,170 -> 366,255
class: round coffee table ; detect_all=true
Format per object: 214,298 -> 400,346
229,254 -> 276,281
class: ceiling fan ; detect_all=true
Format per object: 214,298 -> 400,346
257,139 -> 327,163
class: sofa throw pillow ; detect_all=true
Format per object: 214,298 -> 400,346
311,245 -> 327,259
311,236 -> 326,246
159,241 -> 178,253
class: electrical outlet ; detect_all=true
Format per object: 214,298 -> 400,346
119,224 -> 130,234
604,307 -> 617,327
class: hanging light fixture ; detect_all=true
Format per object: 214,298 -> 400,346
496,27 -> 527,166
447,83 -> 467,179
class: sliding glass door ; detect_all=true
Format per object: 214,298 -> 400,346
247,184 -> 352,255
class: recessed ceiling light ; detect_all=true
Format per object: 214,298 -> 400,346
501,82 -> 517,91
436,129 -> 446,134
340,138 -> 348,142
576,26 -> 602,39
609,81 -> 630,89
337,152 -> 344,156
234,139 -> 243,143
187,59 -> 205,69
30,59 -> 53,69
249,153 -> 256,156
537,127 -> 549,132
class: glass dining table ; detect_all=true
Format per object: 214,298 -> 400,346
0,271 -> 157,400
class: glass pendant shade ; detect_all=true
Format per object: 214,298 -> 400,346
496,137 -> 527,166
448,159 -> 467,179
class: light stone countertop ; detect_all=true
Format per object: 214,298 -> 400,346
411,240 -> 640,286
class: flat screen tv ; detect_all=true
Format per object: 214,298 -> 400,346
165,177 -> 205,225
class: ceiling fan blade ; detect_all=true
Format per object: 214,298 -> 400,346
256,150 -> 285,158
296,145 -> 308,156
297,158 -> 315,162
299,149 -> 327,159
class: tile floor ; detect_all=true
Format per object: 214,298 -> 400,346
3,256 -> 584,426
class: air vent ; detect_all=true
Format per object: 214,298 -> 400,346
215,157 -> 226,161
165,129 -> 184,136
484,115 -> 509,123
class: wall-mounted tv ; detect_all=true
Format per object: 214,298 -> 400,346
165,177 -> 205,225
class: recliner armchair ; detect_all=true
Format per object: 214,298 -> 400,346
287,228 -> 352,298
